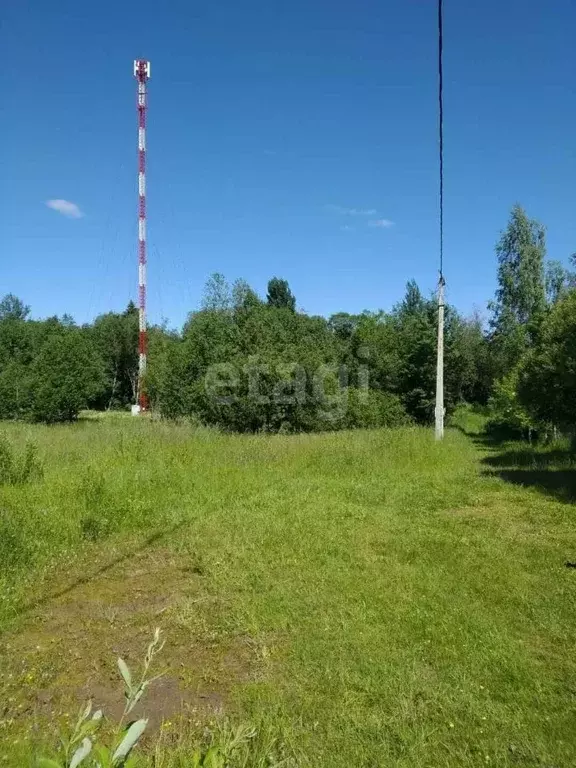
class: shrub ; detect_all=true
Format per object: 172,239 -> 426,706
449,403 -> 489,435
517,290 -> 576,431
28,330 -> 107,424
344,389 -> 411,430
0,433 -> 43,485
485,369 -> 537,440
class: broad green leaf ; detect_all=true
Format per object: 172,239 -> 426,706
79,715 -> 103,739
111,718 -> 148,763
36,760 -> 63,768
70,737 -> 92,768
117,657 -> 132,690
93,743 -> 113,768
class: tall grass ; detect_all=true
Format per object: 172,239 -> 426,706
1,418 -> 575,766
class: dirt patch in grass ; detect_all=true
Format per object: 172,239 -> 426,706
0,541 -> 259,748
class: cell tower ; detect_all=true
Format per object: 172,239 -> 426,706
133,59 -> 150,413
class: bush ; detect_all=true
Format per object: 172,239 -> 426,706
485,370 -> 537,441
517,290 -> 576,431
0,435 -> 43,572
449,403 -> 489,435
0,434 -> 43,485
28,330 -> 107,423
344,389 -> 411,429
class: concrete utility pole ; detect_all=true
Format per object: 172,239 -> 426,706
435,275 -> 445,441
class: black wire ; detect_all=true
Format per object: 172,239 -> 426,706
438,0 -> 444,280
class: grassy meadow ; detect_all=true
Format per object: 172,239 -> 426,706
0,417 -> 575,766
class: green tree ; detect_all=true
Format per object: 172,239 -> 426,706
487,367 -> 534,439
147,332 -> 191,419
0,294 -> 30,322
0,361 -> 31,420
91,304 -> 138,408
266,278 -> 296,311
518,290 -> 576,430
489,205 -> 546,376
202,273 -> 231,311
28,330 -> 106,423
391,281 -> 437,422
0,297 -> 35,410
492,205 -> 546,324
350,312 -> 400,395
232,278 -> 262,311
0,273 -> 493,430
0,314 -> 34,370
328,312 -> 359,341
545,260 -> 572,305
354,283 -> 491,422
445,312 -> 493,406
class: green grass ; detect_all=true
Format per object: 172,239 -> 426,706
449,403 -> 490,436
1,419 -> 575,766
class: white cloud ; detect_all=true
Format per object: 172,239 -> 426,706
368,218 -> 394,229
45,199 -> 84,219
326,204 -> 377,217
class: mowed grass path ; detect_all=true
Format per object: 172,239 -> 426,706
1,420 -> 575,766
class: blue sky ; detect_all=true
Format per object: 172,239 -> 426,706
2,0 -> 575,328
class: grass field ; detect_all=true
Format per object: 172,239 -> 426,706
1,418 -> 575,766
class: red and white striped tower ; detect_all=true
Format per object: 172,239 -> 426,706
134,59 -> 150,411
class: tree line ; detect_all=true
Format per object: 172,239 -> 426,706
0,203 -> 574,435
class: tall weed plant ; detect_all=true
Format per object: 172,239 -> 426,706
0,433 -> 43,485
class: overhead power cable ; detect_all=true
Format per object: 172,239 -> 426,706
435,0 -> 446,441
438,0 -> 444,279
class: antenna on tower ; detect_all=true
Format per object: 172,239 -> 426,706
133,59 -> 150,415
